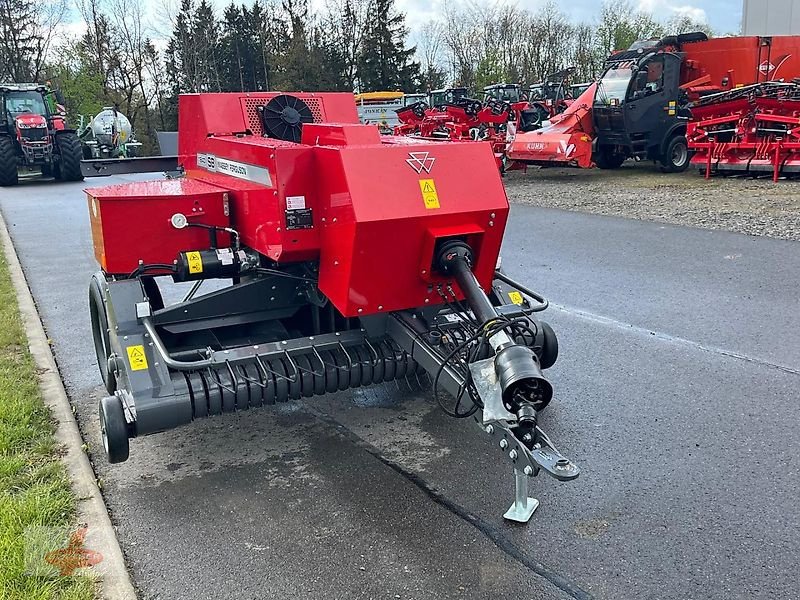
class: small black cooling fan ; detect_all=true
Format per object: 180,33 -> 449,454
258,94 -> 314,143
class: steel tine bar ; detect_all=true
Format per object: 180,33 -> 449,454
252,352 -> 298,383
225,360 -> 239,388
279,350 -> 300,383
337,342 -> 354,370
294,348 -> 325,377
253,354 -> 276,383
364,339 -> 380,367
237,363 -> 266,388
205,366 -> 236,394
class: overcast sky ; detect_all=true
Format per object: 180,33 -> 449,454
400,0 -> 742,40
61,0 -> 744,46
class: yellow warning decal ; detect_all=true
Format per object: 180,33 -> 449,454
126,345 -> 148,371
419,179 -> 440,209
508,291 -> 524,305
186,251 -> 203,274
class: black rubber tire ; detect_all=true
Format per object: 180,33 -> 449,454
41,163 -> 53,177
99,395 -> 129,463
659,135 -> 690,173
56,132 -> 84,181
539,321 -> 559,370
594,147 -> 626,169
89,273 -> 116,394
0,135 -> 18,186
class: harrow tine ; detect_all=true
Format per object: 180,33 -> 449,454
205,366 -> 237,394
237,363 -> 266,388
253,353 -> 297,384
363,339 -> 381,367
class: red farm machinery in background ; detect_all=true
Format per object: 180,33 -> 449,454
688,82 -> 800,179
394,84 -> 539,172
81,91 -> 579,524
507,33 -> 800,174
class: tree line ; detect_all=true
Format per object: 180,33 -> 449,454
0,0 -> 713,153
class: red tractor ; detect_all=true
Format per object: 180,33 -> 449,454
0,83 -> 84,186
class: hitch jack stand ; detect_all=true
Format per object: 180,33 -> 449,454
504,468 -> 539,523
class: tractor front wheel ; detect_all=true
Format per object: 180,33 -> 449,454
0,135 -> 19,186
660,135 -> 690,173
57,133 -> 84,181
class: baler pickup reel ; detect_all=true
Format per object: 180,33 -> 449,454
84,91 -> 578,524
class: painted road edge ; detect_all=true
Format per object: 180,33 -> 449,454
0,210 -> 137,599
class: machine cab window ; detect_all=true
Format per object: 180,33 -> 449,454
629,57 -> 665,100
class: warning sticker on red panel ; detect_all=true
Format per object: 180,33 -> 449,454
419,179 -> 440,209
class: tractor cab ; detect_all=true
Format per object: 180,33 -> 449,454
528,68 -> 575,104
483,83 -> 522,104
429,87 -> 468,109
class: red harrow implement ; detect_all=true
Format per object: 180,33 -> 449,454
688,81 -> 800,180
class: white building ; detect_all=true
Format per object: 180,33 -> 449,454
743,0 -> 800,35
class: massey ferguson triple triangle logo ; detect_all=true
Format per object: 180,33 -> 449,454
406,152 -> 435,174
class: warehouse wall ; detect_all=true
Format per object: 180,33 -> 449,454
743,0 -> 800,35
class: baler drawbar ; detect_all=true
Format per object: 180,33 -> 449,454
83,92 -> 578,522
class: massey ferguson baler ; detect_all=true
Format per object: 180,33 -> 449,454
84,92 -> 577,523
507,33 -> 800,172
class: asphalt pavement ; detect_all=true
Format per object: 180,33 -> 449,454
1,174 -> 798,600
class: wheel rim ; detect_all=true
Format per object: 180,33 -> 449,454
672,142 -> 688,167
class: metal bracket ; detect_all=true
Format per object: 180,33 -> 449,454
504,469 -> 539,523
480,418 -> 580,524
468,357 -> 515,423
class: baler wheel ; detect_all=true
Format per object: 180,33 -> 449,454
89,273 -> 116,394
100,395 -> 129,463
539,321 -> 559,370
0,135 -> 18,186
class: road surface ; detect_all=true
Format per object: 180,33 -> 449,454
1,174 -> 797,600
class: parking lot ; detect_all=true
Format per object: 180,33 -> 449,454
1,169 -> 798,600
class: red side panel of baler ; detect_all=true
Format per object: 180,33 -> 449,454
313,138 -> 509,317
86,179 -> 231,275
185,135 -> 321,263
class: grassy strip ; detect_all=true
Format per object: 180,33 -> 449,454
0,251 -> 95,599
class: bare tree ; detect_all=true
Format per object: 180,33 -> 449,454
0,0 -> 67,81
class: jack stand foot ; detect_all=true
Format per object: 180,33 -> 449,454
503,468 -> 539,523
